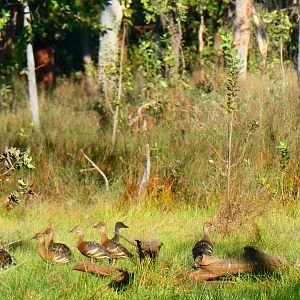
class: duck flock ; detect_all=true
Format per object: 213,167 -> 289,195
0,221 -> 214,270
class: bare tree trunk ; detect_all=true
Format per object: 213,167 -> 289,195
23,2 -> 39,128
297,2 -> 300,87
138,144 -> 151,201
168,14 -> 182,83
112,25 -> 126,148
280,37 -> 285,90
234,0 -> 252,78
198,4 -> 205,53
252,4 -> 268,72
98,0 -> 123,101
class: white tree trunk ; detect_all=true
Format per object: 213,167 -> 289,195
24,2 -> 39,128
252,4 -> 268,71
198,5 -> 205,53
98,0 -> 123,97
298,20 -> 300,85
234,0 -> 252,78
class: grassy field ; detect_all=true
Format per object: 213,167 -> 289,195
0,68 -> 300,299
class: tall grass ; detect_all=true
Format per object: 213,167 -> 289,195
0,67 -> 299,298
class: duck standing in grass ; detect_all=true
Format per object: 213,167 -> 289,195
111,222 -> 129,243
93,222 -> 133,262
69,225 -> 113,261
33,232 -> 72,265
192,222 -> 214,264
44,227 -> 74,260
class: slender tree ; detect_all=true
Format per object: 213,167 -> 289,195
23,2 -> 39,128
252,3 -> 268,71
234,0 -> 252,78
98,0 -> 123,98
298,12 -> 300,85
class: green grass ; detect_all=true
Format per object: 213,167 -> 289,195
0,68 -> 300,299
0,201 -> 300,299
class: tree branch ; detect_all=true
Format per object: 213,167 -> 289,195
80,149 -> 109,191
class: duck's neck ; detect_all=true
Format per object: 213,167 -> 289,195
38,240 -> 48,259
112,225 -> 119,241
48,231 -> 54,248
203,227 -> 211,242
76,233 -> 84,248
101,226 -> 109,244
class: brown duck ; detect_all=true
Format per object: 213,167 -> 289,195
69,225 -> 113,260
0,249 -> 14,268
33,232 -> 72,265
192,222 -> 214,261
93,222 -> 133,260
111,222 -> 129,243
44,227 -> 74,260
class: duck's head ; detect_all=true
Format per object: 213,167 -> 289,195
93,222 -> 106,230
203,222 -> 214,231
44,227 -> 54,236
33,232 -> 45,242
69,225 -> 84,235
115,222 -> 129,229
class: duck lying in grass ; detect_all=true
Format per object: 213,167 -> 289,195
69,225 -> 113,261
33,232 -> 72,265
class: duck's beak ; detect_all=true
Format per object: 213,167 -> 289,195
92,224 -> 100,229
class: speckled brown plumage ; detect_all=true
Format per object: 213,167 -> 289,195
192,222 -> 214,261
93,222 -> 133,260
0,249 -> 13,268
44,228 -> 74,260
33,232 -> 72,265
69,225 -> 113,260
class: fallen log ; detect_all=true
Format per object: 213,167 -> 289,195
72,262 -> 114,276
72,262 -> 132,288
188,246 -> 289,282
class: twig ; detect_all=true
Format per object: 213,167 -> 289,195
138,144 -> 151,200
79,167 -> 97,173
80,149 -> 109,191
117,233 -> 138,248
205,136 -> 227,163
129,101 -> 157,128
2,234 -> 32,248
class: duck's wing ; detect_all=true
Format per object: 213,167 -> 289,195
47,248 -> 71,265
192,239 -> 213,260
106,241 -> 134,259
84,241 -> 112,259
51,242 -> 74,259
